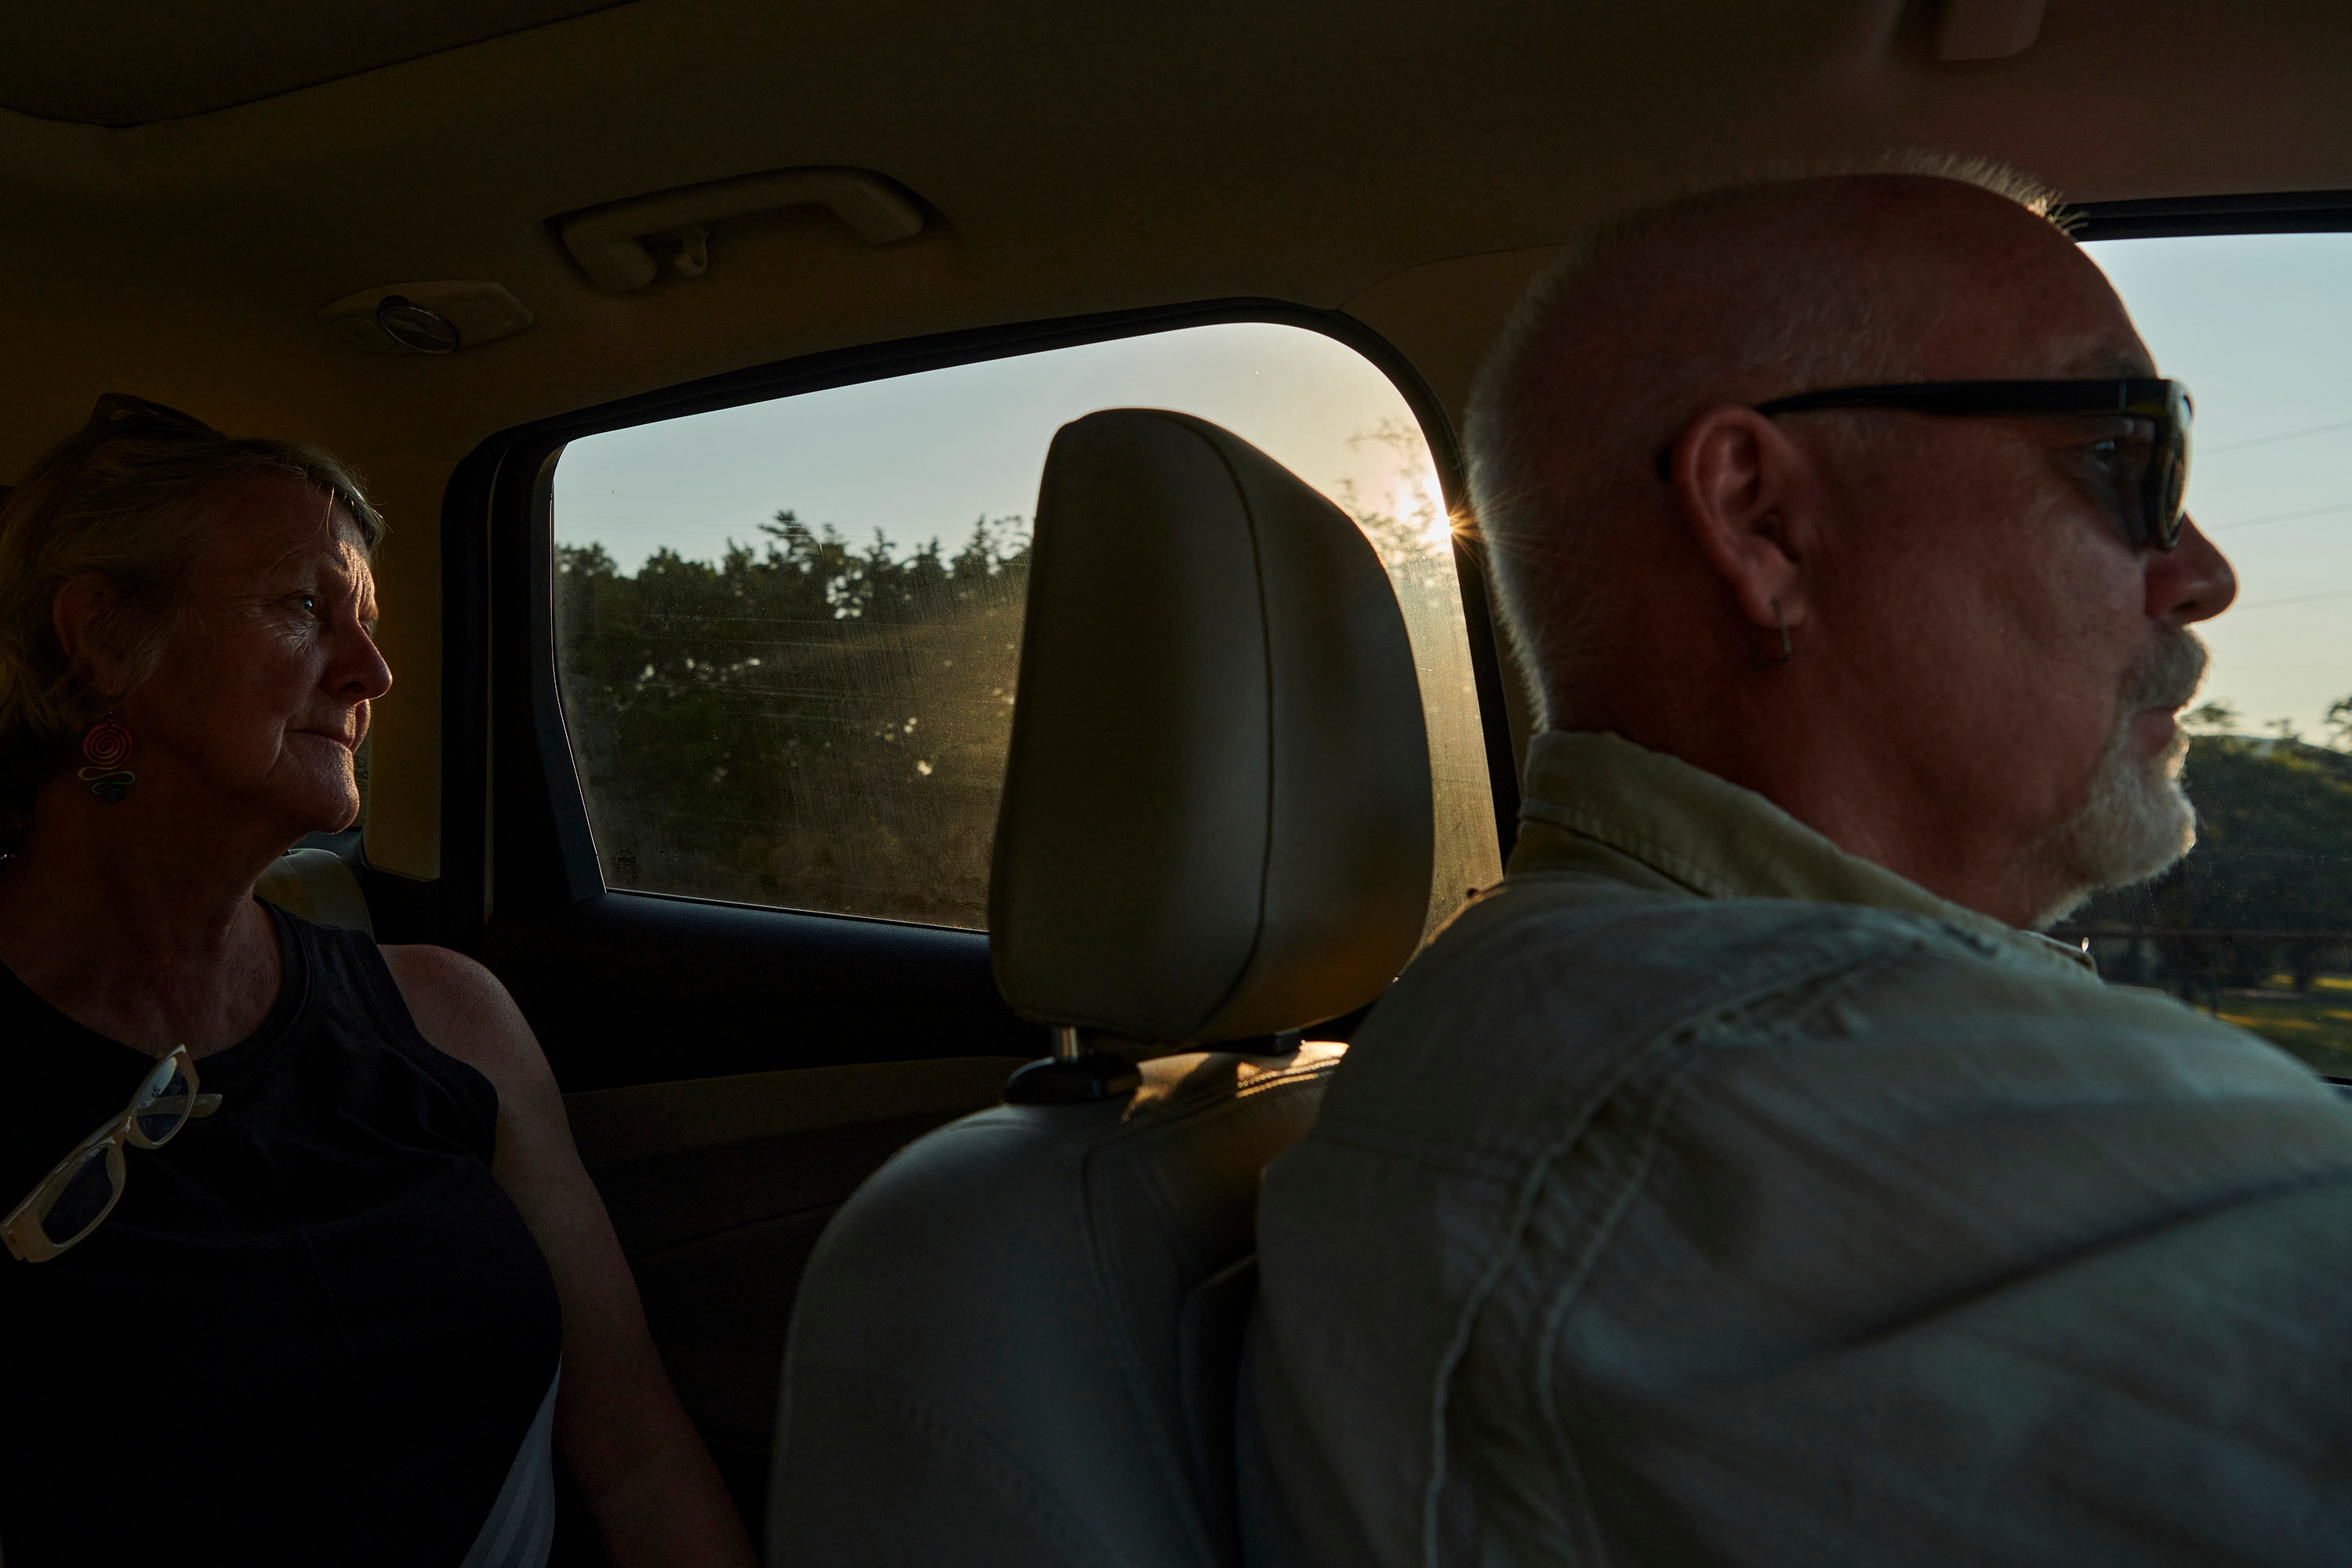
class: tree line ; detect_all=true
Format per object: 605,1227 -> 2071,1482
554,424 -> 1458,931
556,510 -> 1033,928
554,487 -> 2352,1001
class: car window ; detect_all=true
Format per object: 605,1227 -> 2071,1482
550,320 -> 1500,935
2072,232 -> 2352,1075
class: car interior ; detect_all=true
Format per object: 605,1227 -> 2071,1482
5,1 -> 2350,1561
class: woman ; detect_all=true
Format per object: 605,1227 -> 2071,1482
0,397 -> 757,1566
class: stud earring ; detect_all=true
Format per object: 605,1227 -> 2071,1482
78,716 -> 136,802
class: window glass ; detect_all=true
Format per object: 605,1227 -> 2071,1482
2074,233 -> 2352,1073
551,321 -> 1500,934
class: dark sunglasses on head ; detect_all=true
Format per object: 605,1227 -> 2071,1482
1656,378 -> 2194,552
4,393 -> 223,533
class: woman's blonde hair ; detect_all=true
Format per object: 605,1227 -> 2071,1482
0,396 -> 383,810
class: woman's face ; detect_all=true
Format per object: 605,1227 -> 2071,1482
122,474 -> 391,838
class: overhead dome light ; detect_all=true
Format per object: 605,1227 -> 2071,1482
316,282 -> 533,356
374,295 -> 462,354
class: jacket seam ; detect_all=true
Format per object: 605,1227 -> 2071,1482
1412,936 -> 1929,1568
1523,949 -> 1919,1552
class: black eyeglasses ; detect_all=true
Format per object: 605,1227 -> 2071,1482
1657,378 -> 2194,552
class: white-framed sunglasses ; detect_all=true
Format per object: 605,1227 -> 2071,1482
2,1045 -> 221,1263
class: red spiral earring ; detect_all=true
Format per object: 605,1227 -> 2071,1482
78,716 -> 136,802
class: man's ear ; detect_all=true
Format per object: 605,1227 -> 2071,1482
51,574 -> 129,696
1665,405 -> 1816,635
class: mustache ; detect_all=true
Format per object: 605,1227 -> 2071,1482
2125,628 -> 2209,712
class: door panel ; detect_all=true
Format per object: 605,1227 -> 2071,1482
486,891 -> 1043,1091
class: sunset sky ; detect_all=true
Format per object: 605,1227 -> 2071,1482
552,320 -> 1444,579
2087,232 -> 2352,741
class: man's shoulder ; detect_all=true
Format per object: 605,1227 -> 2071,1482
1411,869 -> 2103,1030
1316,872 -> 2267,1152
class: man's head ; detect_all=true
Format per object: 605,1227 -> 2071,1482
1466,157 -> 2238,928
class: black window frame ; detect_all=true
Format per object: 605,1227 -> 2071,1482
2069,188 -> 2352,242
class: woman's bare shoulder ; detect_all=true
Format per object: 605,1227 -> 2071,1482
377,943 -> 555,1099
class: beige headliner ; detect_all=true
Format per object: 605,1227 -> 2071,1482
1,0 -> 2344,878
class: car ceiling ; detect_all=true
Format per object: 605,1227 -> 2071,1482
0,1 -> 639,125
1,0 -> 2345,875
4,0 -> 2347,469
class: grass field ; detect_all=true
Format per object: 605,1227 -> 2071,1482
2205,974 -> 2352,1080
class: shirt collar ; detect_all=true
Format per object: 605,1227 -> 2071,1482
1510,730 -> 2096,974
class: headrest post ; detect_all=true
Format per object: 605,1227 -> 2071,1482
1004,1025 -> 1142,1106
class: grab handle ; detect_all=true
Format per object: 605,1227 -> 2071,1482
560,167 -> 924,292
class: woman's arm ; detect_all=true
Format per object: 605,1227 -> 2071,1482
380,943 -> 757,1568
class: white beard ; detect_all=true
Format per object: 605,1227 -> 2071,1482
2026,631 -> 2205,930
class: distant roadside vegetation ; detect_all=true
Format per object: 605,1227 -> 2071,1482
2069,708 -> 2352,1075
554,432 -> 1455,931
555,510 -> 1033,928
555,515 -> 2352,1073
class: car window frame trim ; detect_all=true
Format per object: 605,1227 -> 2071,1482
441,296 -> 1519,949
2070,188 -> 2352,242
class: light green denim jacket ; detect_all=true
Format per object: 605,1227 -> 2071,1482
1254,731 -> 2352,1568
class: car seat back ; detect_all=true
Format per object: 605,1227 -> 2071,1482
767,410 -> 1436,1566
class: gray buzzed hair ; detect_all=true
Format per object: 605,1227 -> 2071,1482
0,411 -> 382,806
1465,151 -> 2067,728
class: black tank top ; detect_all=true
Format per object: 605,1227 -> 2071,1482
0,904 -> 562,1566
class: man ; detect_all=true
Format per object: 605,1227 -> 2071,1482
1251,159 -> 2352,1566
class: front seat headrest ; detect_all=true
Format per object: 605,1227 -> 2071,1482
254,846 -> 374,935
989,408 -> 1434,1045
